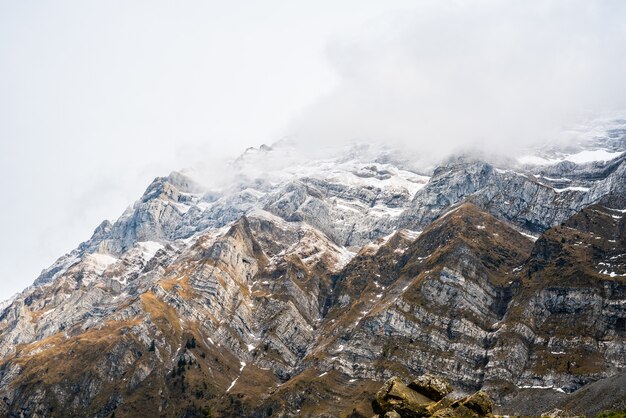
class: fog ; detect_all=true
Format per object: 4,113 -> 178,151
1,0 -> 625,300
287,0 -> 626,164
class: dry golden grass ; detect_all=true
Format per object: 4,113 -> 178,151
245,368 -> 382,417
141,291 -> 182,341
28,307 -> 51,324
4,318 -> 142,388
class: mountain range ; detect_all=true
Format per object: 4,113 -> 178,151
1,122 -> 625,417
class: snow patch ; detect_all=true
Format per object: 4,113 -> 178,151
137,241 -> 164,260
519,231 -> 538,242
541,176 -> 572,182
554,186 -> 590,193
86,253 -> 118,274
519,384 -> 566,393
226,377 -> 239,392
564,149 -> 624,164
600,270 -> 626,277
518,149 -> 624,166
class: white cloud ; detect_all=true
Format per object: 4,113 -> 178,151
1,0 -> 625,300
286,0 -> 626,164
0,1 -> 415,299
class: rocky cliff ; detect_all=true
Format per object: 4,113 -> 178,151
0,134 -> 625,417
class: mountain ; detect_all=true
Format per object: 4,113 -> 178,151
0,125 -> 625,418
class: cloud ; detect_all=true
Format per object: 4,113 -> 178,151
285,0 -> 626,165
2,0 -> 625,300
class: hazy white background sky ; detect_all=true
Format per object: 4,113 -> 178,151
1,0 -> 626,300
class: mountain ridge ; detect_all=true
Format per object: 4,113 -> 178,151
1,131 -> 625,417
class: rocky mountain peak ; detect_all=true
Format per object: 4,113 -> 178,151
2,130 -> 626,417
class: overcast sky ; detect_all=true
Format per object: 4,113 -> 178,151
1,0 -> 626,301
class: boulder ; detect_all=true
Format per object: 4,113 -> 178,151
372,377 -> 433,418
462,391 -> 493,415
408,374 -> 453,401
368,376 -> 496,418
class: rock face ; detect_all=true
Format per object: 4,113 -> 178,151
369,375 -> 493,418
408,375 -> 453,401
0,134 -> 625,417
483,202 -> 626,408
373,377 -> 432,417
462,391 -> 494,416
398,153 -> 626,234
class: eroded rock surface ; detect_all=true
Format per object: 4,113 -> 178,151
0,137 -> 625,417
369,375 -> 493,418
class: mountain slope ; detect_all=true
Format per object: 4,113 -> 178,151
0,134 -> 625,417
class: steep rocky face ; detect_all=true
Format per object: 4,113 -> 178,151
399,154 -> 626,234
0,137 -> 625,417
367,374 -> 494,418
30,139 -> 626,292
304,204 -> 534,393
0,206 -> 359,417
241,202 -> 626,417
32,172 -> 207,287
262,163 -> 429,247
484,203 -> 626,409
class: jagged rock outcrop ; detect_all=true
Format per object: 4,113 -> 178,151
408,375 -> 453,401
372,376 -> 431,417
398,154 -> 626,234
369,375 -> 493,418
0,135 -> 625,417
484,202 -> 626,410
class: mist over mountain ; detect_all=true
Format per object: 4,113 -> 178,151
2,1 -> 626,417
3,0 -> 626,303
286,1 -> 626,162
0,120 -> 625,416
